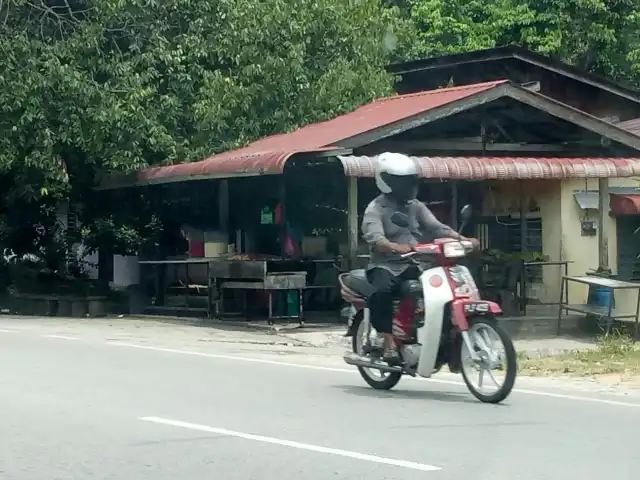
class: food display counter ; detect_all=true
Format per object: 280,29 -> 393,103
140,253 -> 339,325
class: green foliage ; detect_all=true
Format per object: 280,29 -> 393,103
4,0 -> 640,264
408,0 -> 640,88
598,330 -> 637,356
0,0 -> 408,255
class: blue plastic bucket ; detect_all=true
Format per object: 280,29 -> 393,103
588,286 -> 615,309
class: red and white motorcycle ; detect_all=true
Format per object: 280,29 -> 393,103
339,206 -> 516,403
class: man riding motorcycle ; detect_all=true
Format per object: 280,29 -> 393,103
361,152 -> 479,364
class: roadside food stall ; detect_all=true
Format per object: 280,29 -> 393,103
137,161 -> 357,324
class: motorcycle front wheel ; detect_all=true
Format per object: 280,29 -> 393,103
352,313 -> 402,390
459,318 -> 517,403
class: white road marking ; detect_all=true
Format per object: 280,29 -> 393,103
43,334 -> 78,340
0,328 -> 17,333
140,416 -> 441,471
108,341 -> 640,408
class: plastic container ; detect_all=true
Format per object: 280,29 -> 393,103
286,290 -> 299,316
189,240 -> 205,257
592,287 -> 614,309
204,231 -> 228,257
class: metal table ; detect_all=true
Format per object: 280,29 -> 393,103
557,275 -> 640,337
139,258 -> 219,317
140,256 -> 341,324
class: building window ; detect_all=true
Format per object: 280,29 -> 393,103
616,217 -> 640,281
478,216 -> 543,283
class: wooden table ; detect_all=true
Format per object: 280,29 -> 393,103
557,275 -> 640,337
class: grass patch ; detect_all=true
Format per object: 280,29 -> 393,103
517,332 -> 640,379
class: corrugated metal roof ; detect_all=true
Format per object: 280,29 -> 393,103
136,147 -> 338,184
336,155 -> 640,179
133,81 -> 506,184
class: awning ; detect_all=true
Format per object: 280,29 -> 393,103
337,155 -> 640,179
610,194 -> 640,215
573,192 -> 599,209
131,148 -> 341,185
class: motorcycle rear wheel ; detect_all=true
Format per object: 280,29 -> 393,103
460,317 -> 517,404
352,313 -> 402,390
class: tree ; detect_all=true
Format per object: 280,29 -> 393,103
407,0 -> 640,88
0,0 -> 411,257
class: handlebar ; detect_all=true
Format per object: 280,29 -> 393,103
400,239 -> 476,258
460,240 -> 475,249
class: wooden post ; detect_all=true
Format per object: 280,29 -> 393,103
598,177 -> 609,271
347,176 -> 358,269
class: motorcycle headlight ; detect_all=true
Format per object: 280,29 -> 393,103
442,241 -> 466,258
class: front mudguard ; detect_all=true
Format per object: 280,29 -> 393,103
450,298 -> 502,330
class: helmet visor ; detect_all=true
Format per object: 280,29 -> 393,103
382,173 -> 420,202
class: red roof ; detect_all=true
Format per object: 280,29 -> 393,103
338,155 -> 640,179
136,81 -> 506,184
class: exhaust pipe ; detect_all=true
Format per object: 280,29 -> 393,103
343,352 -> 403,374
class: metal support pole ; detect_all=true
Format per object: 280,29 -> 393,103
279,179 -> 286,257
347,176 -> 358,269
598,178 -> 609,271
450,180 -> 458,229
218,179 -> 229,234
520,182 -> 527,253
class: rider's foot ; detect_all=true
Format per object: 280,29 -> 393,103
448,361 -> 461,374
383,349 -> 400,366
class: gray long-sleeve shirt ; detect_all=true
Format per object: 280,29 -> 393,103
361,194 -> 456,274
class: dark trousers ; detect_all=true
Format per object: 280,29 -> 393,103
366,266 -> 420,334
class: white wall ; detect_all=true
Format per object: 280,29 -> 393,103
560,177 -> 640,313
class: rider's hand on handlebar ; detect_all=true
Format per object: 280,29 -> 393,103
393,243 -> 414,254
462,237 -> 480,250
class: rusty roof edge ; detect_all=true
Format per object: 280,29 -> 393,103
96,148 -> 352,190
371,80 -> 507,104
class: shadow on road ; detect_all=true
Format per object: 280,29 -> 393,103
333,384 -> 484,404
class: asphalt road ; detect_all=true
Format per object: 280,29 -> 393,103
1,319 -> 639,480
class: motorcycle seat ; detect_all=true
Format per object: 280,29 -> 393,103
342,269 -> 375,297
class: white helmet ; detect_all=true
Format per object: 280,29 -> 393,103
374,152 -> 420,201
